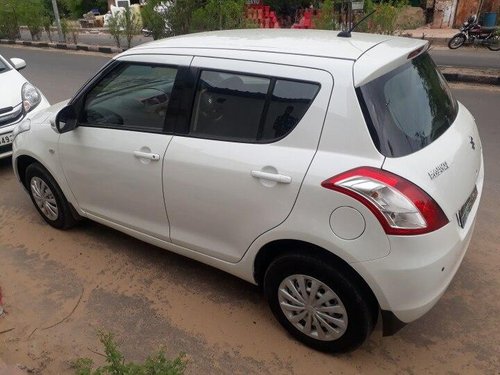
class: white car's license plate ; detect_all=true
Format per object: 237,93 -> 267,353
457,185 -> 478,228
0,133 -> 14,146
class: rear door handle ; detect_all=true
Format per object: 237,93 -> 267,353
251,170 -> 292,184
134,151 -> 160,161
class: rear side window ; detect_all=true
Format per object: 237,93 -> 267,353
189,70 -> 319,143
357,53 -> 458,157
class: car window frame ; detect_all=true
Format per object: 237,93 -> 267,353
0,55 -> 11,74
175,67 -> 321,144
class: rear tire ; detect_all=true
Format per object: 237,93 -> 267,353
487,35 -> 500,51
448,33 -> 466,49
26,163 -> 78,230
264,253 -> 377,353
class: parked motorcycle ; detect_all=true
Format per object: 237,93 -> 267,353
448,15 -> 500,51
141,28 -> 153,37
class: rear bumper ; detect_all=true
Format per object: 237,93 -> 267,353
351,160 -> 482,325
355,215 -> 477,324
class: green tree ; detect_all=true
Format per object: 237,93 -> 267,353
107,13 -> 123,48
122,6 -> 141,49
19,0 -> 47,41
61,0 -> 108,19
191,0 -> 248,32
141,0 -> 170,40
0,0 -> 22,39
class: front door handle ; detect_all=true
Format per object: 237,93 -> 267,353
134,151 -> 160,161
251,170 -> 292,184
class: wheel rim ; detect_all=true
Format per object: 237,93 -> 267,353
278,274 -> 348,341
30,177 -> 59,221
489,36 -> 500,50
450,35 -> 465,48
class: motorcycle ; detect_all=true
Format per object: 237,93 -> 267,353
141,28 -> 153,37
448,14 -> 500,51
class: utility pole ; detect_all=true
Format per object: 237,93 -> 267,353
51,0 -> 64,42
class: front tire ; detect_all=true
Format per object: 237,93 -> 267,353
448,33 -> 466,49
487,35 -> 500,51
264,253 -> 377,353
26,163 -> 78,229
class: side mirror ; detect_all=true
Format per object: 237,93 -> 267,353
55,105 -> 78,134
10,58 -> 26,71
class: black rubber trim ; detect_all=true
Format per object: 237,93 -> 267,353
381,310 -> 407,336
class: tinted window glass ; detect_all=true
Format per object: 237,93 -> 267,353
0,58 -> 9,73
190,71 -> 270,142
260,80 -> 319,140
189,71 -> 319,143
81,63 -> 178,132
358,53 -> 457,157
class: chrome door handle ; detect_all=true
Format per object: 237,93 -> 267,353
133,151 -> 160,161
251,170 -> 292,184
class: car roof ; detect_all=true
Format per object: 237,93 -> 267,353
127,29 -> 416,61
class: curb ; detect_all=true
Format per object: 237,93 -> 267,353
0,38 -> 124,54
1,38 -> 499,85
440,67 -> 500,86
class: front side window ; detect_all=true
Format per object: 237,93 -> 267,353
189,70 -> 319,143
81,62 -> 178,133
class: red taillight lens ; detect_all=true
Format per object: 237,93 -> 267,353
321,167 -> 449,235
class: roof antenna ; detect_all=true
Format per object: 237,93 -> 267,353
338,9 -> 376,38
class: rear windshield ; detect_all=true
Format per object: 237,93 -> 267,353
357,53 -> 457,157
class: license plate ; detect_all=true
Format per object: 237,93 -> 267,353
457,185 -> 478,228
0,133 -> 13,146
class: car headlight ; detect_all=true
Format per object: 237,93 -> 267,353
22,82 -> 41,113
12,118 -> 31,140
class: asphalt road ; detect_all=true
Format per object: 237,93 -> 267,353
0,46 -> 499,374
16,29 -> 500,70
430,47 -> 500,69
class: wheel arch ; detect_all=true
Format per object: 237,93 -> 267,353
16,154 -> 41,190
255,240 -> 376,299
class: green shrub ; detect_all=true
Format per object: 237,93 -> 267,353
122,6 -> 141,49
191,0 -> 247,32
20,0 -> 46,41
107,14 -> 123,48
141,0 -> 169,40
72,331 -> 186,375
0,0 -> 22,39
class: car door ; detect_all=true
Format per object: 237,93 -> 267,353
163,57 -> 333,262
59,55 -> 192,240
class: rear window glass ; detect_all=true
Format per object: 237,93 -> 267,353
189,70 -> 319,143
357,53 -> 458,157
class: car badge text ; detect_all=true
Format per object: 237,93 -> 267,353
428,161 -> 449,180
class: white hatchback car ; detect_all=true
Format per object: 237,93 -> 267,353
12,30 -> 483,352
0,54 -> 50,159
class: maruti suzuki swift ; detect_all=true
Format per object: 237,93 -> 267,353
11,29 -> 483,352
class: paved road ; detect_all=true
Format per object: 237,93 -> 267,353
17,29 -> 500,69
430,47 -> 500,69
0,46 -> 499,374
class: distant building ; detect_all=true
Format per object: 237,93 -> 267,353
428,0 -> 499,28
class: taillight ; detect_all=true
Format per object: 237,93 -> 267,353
321,167 -> 448,235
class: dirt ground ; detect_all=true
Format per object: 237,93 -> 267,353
1,87 -> 500,374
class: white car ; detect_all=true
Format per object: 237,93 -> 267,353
12,30 -> 483,352
0,54 -> 50,159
